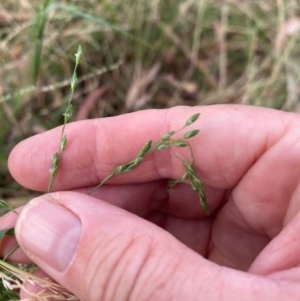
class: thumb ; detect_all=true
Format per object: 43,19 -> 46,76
15,192 -> 293,301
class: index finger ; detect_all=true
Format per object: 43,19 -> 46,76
8,105 -> 291,192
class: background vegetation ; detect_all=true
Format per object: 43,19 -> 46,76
1,0 -> 300,205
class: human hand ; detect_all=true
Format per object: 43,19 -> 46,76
2,105 -> 300,300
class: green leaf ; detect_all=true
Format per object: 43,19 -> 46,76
185,113 -> 200,126
183,129 -> 199,139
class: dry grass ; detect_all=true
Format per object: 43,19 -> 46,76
0,259 -> 79,300
0,0 -> 300,299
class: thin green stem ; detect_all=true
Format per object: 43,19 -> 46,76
0,200 -> 19,216
3,245 -> 19,262
47,45 -> 82,193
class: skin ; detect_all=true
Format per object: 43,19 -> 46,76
1,104 -> 300,300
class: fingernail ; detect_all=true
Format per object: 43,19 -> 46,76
16,198 -> 81,272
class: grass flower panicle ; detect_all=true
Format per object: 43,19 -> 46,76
88,112 -> 209,215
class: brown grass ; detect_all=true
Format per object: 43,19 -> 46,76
0,1 -> 300,298
1,0 -> 300,206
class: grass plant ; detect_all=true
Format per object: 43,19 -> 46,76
0,45 -> 207,300
0,47 -> 86,300
2,1 -> 300,202
0,259 -> 79,301
1,0 -> 300,299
